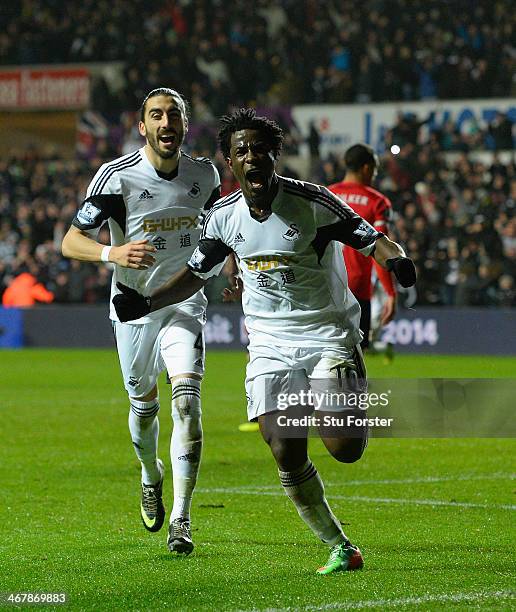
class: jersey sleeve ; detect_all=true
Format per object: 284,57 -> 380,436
202,161 -> 222,211
186,208 -> 232,280
72,165 -> 125,237
373,195 -> 393,234
312,187 -> 383,262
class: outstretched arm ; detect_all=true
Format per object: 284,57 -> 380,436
373,236 -> 416,288
113,268 -> 207,322
373,235 -> 405,266
151,267 -> 207,310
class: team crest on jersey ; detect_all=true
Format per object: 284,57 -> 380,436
282,223 -> 300,241
77,202 -> 101,225
283,223 -> 301,242
187,182 -> 201,198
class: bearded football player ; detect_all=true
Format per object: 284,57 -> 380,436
111,109 -> 416,574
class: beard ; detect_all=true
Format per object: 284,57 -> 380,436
147,131 -> 182,159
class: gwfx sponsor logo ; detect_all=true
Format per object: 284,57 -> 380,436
245,255 -> 293,271
142,216 -> 198,233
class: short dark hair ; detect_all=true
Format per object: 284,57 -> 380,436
218,108 -> 284,158
139,88 -> 189,122
344,143 -> 377,171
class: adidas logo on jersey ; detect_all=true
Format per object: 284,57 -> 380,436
138,189 -> 153,200
233,233 -> 245,245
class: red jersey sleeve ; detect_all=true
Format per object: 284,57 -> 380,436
373,196 -> 396,296
373,195 -> 393,234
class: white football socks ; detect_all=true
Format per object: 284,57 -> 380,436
279,459 -> 346,546
170,377 -> 203,522
128,399 -> 161,485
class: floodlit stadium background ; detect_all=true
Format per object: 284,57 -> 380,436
0,0 -> 514,352
0,2 -> 515,610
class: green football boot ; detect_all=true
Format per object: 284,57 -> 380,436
140,459 -> 165,532
316,542 -> 364,575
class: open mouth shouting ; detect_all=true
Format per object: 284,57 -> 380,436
159,132 -> 177,149
246,168 -> 268,192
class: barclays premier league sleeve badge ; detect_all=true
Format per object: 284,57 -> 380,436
77,202 -> 102,226
188,247 -> 206,271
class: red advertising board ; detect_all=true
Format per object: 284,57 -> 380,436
0,68 -> 90,110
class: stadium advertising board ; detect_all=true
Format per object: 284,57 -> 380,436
9,306 -> 516,355
0,308 -> 23,348
0,67 -> 90,110
292,98 -> 516,155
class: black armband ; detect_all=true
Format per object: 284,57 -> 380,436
72,194 -> 126,232
186,238 -> 232,274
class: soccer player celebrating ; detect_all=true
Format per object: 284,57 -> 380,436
328,143 -> 397,349
62,88 -> 221,555
112,109 -> 416,573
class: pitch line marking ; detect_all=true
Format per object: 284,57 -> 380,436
238,589 -> 515,611
198,487 -> 516,510
231,472 -> 514,489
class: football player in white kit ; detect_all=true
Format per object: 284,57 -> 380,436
62,88 -> 222,555
112,109 -> 416,573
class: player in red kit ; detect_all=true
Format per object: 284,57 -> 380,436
328,143 -> 396,349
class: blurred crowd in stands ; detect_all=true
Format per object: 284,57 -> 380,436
1,110 -> 515,308
1,0 -> 515,308
315,115 -> 516,307
2,0 -> 515,111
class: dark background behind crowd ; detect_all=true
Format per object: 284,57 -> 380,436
0,0 -> 514,307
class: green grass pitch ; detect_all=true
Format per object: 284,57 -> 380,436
1,350 -> 515,610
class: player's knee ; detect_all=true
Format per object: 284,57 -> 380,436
171,377 -> 202,439
129,397 -> 160,428
331,438 -> 367,464
128,385 -> 158,403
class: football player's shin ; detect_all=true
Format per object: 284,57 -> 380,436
170,377 -> 202,522
128,399 -> 161,484
279,459 -> 347,546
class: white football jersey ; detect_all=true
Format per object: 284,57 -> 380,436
187,176 -> 382,347
73,147 -> 220,323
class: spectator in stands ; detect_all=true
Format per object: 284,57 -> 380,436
1,0 -> 514,104
2,270 -> 54,307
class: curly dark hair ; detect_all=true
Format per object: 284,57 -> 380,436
218,108 -> 284,159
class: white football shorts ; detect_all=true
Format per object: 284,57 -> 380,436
245,342 -> 367,421
113,311 -> 205,398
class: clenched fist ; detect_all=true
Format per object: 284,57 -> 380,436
112,282 -> 152,321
